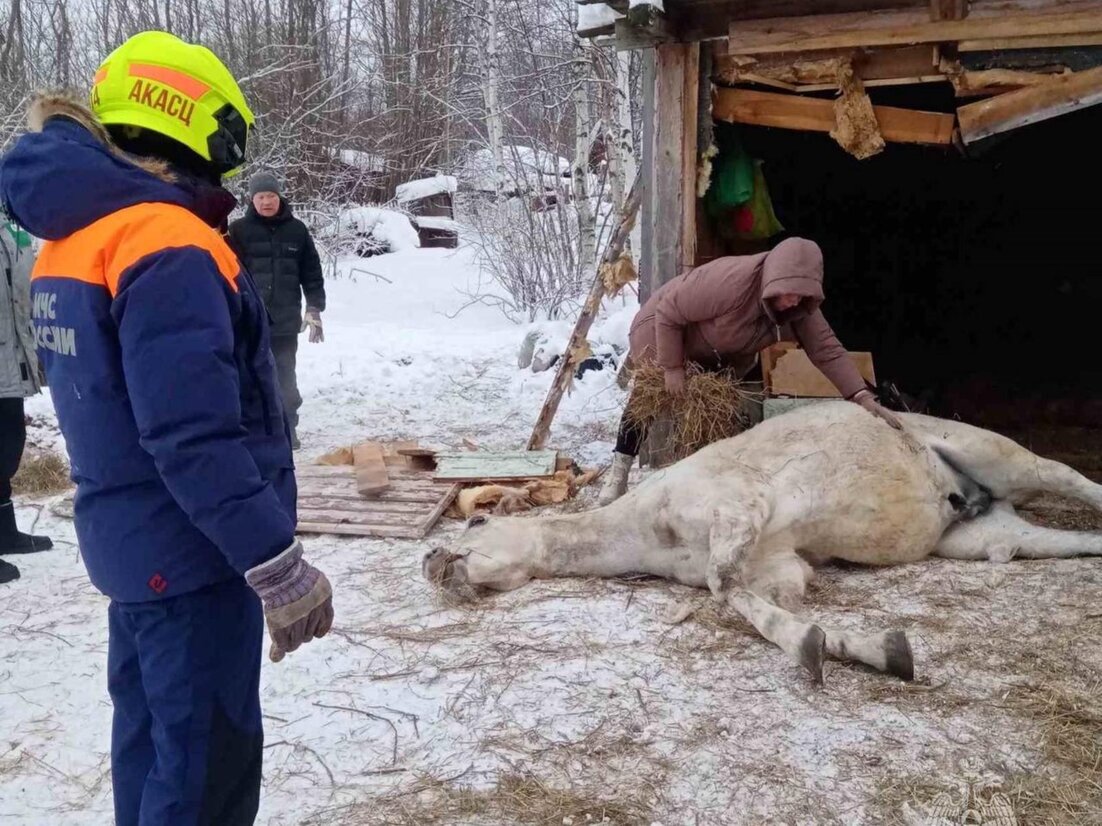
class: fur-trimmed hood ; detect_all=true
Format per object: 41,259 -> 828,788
0,94 -> 231,240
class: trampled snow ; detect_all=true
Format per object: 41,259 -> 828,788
3,241 -> 1093,825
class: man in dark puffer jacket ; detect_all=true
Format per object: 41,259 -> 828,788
229,172 -> 325,449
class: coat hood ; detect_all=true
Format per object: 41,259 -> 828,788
760,237 -> 825,323
0,95 -> 233,240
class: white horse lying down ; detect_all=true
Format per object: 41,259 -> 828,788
423,402 -> 1102,683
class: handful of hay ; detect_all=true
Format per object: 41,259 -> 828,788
625,363 -> 760,458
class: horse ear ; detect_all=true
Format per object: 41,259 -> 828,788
467,514 -> 489,528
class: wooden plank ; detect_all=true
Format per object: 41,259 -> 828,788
302,491 -> 443,506
298,497 -> 432,514
434,450 -> 559,482
727,3 -> 1102,55
297,521 -> 425,539
298,471 -> 440,489
959,32 -> 1102,50
353,443 -> 389,497
297,465 -> 435,482
680,42 -> 701,272
638,48 -> 657,305
299,478 -> 443,496
422,482 -> 461,538
952,66 -> 1070,94
712,86 -> 956,144
297,508 -> 429,527
716,45 -> 939,87
957,62 -> 1102,140
654,43 -> 690,286
796,74 -> 947,91
638,42 -> 698,469
680,0 -> 930,44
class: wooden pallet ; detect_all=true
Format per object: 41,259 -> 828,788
296,465 -> 459,539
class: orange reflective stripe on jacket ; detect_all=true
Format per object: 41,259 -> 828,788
33,201 -> 240,296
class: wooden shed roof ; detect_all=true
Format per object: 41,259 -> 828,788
581,0 -> 1102,149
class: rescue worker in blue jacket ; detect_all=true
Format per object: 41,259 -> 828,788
0,31 -> 334,826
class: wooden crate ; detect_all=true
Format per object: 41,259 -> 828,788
762,342 -> 875,398
296,465 -> 459,539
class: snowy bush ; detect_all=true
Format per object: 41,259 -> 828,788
458,164 -> 614,323
460,146 -> 571,197
461,192 -> 585,322
321,206 -> 421,258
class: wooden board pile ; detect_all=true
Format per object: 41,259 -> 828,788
297,443 -> 599,538
297,441 -> 459,539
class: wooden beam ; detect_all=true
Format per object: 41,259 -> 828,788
957,63 -> 1102,142
680,43 -> 701,273
353,443 -> 389,497
716,44 -> 938,87
527,176 -> 642,451
713,86 -> 956,144
652,43 -> 696,285
959,32 -> 1102,51
728,2 -> 1102,55
681,0 -> 928,43
951,66 -> 1071,96
639,48 -> 656,305
614,13 -> 675,50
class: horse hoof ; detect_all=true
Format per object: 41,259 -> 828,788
884,630 -> 915,682
801,625 -> 826,686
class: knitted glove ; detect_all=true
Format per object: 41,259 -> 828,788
245,541 -> 334,662
302,308 -> 324,343
852,389 -> 904,430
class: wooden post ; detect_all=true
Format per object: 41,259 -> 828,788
527,176 -> 642,451
638,48 -> 657,306
639,41 -> 702,468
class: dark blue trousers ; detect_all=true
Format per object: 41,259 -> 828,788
108,576 -> 264,826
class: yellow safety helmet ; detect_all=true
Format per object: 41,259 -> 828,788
90,31 -> 254,177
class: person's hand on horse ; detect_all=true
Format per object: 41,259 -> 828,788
853,389 -> 903,430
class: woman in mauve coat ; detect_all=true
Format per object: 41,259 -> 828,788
598,237 -> 901,505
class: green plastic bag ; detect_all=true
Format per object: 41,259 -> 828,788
4,222 -> 31,249
704,125 -> 754,218
732,160 -> 784,241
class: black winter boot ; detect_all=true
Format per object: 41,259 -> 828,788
0,558 -> 19,584
0,500 -> 53,555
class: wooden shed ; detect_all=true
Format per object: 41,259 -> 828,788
396,175 -> 460,249
580,0 -> 1102,440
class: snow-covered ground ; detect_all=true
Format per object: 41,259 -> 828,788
3,244 -> 1101,825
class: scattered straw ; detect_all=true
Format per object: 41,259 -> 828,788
626,362 -> 759,458
308,771 -> 655,826
12,450 -> 71,497
600,253 -> 638,297
1002,681 -> 1102,824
